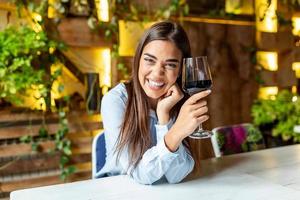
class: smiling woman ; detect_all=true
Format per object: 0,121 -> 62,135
97,21 -> 211,184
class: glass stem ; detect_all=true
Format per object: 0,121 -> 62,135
197,123 -> 203,132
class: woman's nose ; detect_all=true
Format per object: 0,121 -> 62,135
152,62 -> 165,76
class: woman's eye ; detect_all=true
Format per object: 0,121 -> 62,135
165,63 -> 177,68
144,58 -> 155,64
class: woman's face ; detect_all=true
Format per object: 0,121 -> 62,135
138,40 -> 182,102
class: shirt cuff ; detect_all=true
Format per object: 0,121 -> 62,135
156,138 -> 179,161
155,119 -> 173,142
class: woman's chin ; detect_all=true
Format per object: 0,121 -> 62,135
144,91 -> 164,100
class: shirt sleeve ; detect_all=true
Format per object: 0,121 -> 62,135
155,123 -> 195,184
101,87 -> 194,185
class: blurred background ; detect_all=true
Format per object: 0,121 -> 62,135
0,0 -> 300,199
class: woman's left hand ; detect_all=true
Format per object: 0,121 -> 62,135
157,84 -> 184,125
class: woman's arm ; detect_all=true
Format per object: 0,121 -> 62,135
155,123 -> 195,184
164,144 -> 194,183
155,88 -> 211,183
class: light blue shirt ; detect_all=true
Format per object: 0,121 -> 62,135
98,83 -> 194,184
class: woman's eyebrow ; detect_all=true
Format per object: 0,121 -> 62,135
143,53 -> 157,60
144,53 -> 179,63
165,59 -> 179,63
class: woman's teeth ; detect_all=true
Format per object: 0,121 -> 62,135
148,80 -> 164,87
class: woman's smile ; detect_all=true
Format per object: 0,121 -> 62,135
146,79 -> 165,90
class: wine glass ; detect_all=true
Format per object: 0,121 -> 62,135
182,56 -> 213,139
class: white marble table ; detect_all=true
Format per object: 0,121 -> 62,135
10,144 -> 300,200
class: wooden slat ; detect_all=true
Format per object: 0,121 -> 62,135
0,192 -> 10,200
0,171 -> 91,193
71,136 -> 92,150
57,18 -> 110,47
0,135 -> 94,158
0,154 -> 91,176
0,110 -> 101,124
0,136 -> 92,158
67,130 -> 95,138
0,154 -> 60,176
0,141 -> 55,157
182,16 -> 255,26
0,110 -> 97,197
1,162 -> 90,183
0,121 -> 101,140
0,0 -> 15,11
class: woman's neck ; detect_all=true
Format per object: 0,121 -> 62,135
149,98 -> 157,110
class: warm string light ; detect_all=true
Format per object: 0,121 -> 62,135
292,62 -> 300,78
255,0 -> 278,33
225,0 -> 254,15
258,87 -> 278,100
100,48 -> 111,95
256,51 -> 278,71
95,0 -> 109,22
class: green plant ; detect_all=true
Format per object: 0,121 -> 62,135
251,90 -> 300,142
0,26 -> 58,105
0,24 -> 75,179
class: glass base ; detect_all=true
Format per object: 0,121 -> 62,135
189,130 -> 213,139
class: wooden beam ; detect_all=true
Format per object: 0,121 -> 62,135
0,110 -> 101,124
181,16 -> 255,26
56,51 -> 86,84
0,136 -> 93,158
57,18 -> 111,47
0,171 -> 91,193
0,1 -> 16,11
0,121 -> 101,140
0,154 -> 91,176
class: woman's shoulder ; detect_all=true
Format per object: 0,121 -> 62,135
102,83 -> 128,105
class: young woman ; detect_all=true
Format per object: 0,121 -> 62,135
98,21 -> 210,184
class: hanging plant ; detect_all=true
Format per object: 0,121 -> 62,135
0,23 -> 75,180
0,25 -> 63,105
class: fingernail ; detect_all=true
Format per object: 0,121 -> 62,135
206,90 -> 211,94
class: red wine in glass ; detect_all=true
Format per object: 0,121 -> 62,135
182,56 -> 213,139
185,80 -> 212,96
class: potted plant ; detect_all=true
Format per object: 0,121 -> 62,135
251,90 -> 300,147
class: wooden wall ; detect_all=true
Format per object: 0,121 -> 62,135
183,22 -> 258,129
0,110 -> 102,199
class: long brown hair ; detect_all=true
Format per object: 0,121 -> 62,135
116,21 -> 200,171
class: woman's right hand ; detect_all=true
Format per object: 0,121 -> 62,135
164,90 -> 211,152
172,90 -> 211,139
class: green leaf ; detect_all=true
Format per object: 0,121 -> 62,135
58,84 -> 64,93
66,165 -> 76,174
63,146 -> 72,156
183,4 -> 189,15
39,126 -> 48,138
31,142 -> 39,152
59,111 -> 66,118
20,135 -> 32,143
60,155 -> 69,166
105,29 -> 111,38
